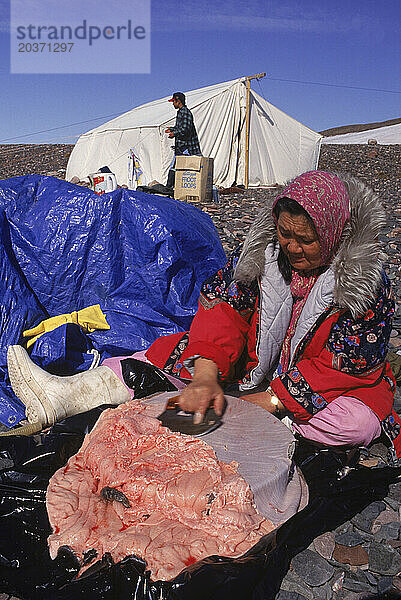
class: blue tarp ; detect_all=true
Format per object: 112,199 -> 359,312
0,176 -> 226,427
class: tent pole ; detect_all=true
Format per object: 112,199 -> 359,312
244,72 -> 266,189
245,79 -> 251,190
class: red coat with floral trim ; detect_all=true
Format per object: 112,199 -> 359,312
146,246 -> 401,459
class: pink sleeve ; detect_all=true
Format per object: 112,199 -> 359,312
291,396 -> 381,447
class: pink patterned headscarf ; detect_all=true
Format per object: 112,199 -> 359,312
272,171 -> 350,265
273,171 -> 350,372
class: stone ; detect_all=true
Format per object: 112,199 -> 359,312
356,568 -> 375,584
331,570 -> 345,593
332,544 -> 369,567
334,522 -> 353,536
314,532 -> 336,560
340,569 -> 376,594
388,482 -> 401,503
357,457 -> 379,468
363,571 -> 377,586
367,443 -> 391,461
351,501 -> 386,534
276,591 -> 308,600
360,501 -> 387,520
393,576 -> 401,592
349,516 -> 371,535
333,591 -> 371,600
373,521 -> 400,541
342,577 -> 373,593
311,581 -> 332,600
368,541 -> 401,575
383,497 -> 400,512
335,532 -> 364,547
291,549 -> 335,587
69,176 -> 80,183
280,569 -> 314,600
351,529 -> 374,543
377,575 -> 395,595
394,389 -> 401,415
326,558 -> 353,573
372,508 -> 399,531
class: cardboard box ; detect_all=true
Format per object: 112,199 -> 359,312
174,156 -> 214,203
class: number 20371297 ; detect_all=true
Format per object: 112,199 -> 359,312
18,42 -> 74,52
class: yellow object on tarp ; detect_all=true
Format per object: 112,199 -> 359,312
23,304 -> 110,349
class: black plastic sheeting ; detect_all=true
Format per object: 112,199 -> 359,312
120,358 -> 178,398
0,409 -> 400,600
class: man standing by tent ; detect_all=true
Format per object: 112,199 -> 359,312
165,92 -> 201,189
166,92 -> 201,156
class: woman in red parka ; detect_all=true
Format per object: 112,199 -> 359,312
145,170 -> 400,458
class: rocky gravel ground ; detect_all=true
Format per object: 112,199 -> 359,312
0,143 -> 400,600
0,144 -> 73,180
275,477 -> 401,600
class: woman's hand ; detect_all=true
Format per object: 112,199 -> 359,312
241,391 -> 286,416
178,358 -> 225,424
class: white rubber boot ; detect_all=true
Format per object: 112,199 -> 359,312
7,345 -> 131,427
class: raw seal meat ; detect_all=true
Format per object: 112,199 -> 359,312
47,401 -> 276,581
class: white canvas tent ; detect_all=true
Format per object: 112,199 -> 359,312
66,78 -> 322,188
322,123 -> 401,145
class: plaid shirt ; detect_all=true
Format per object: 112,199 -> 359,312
171,106 -> 201,155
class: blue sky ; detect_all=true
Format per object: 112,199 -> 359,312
0,0 -> 400,144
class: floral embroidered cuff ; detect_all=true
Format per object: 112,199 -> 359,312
271,367 -> 328,422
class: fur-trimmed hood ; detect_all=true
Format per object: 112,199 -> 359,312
234,172 -> 387,317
